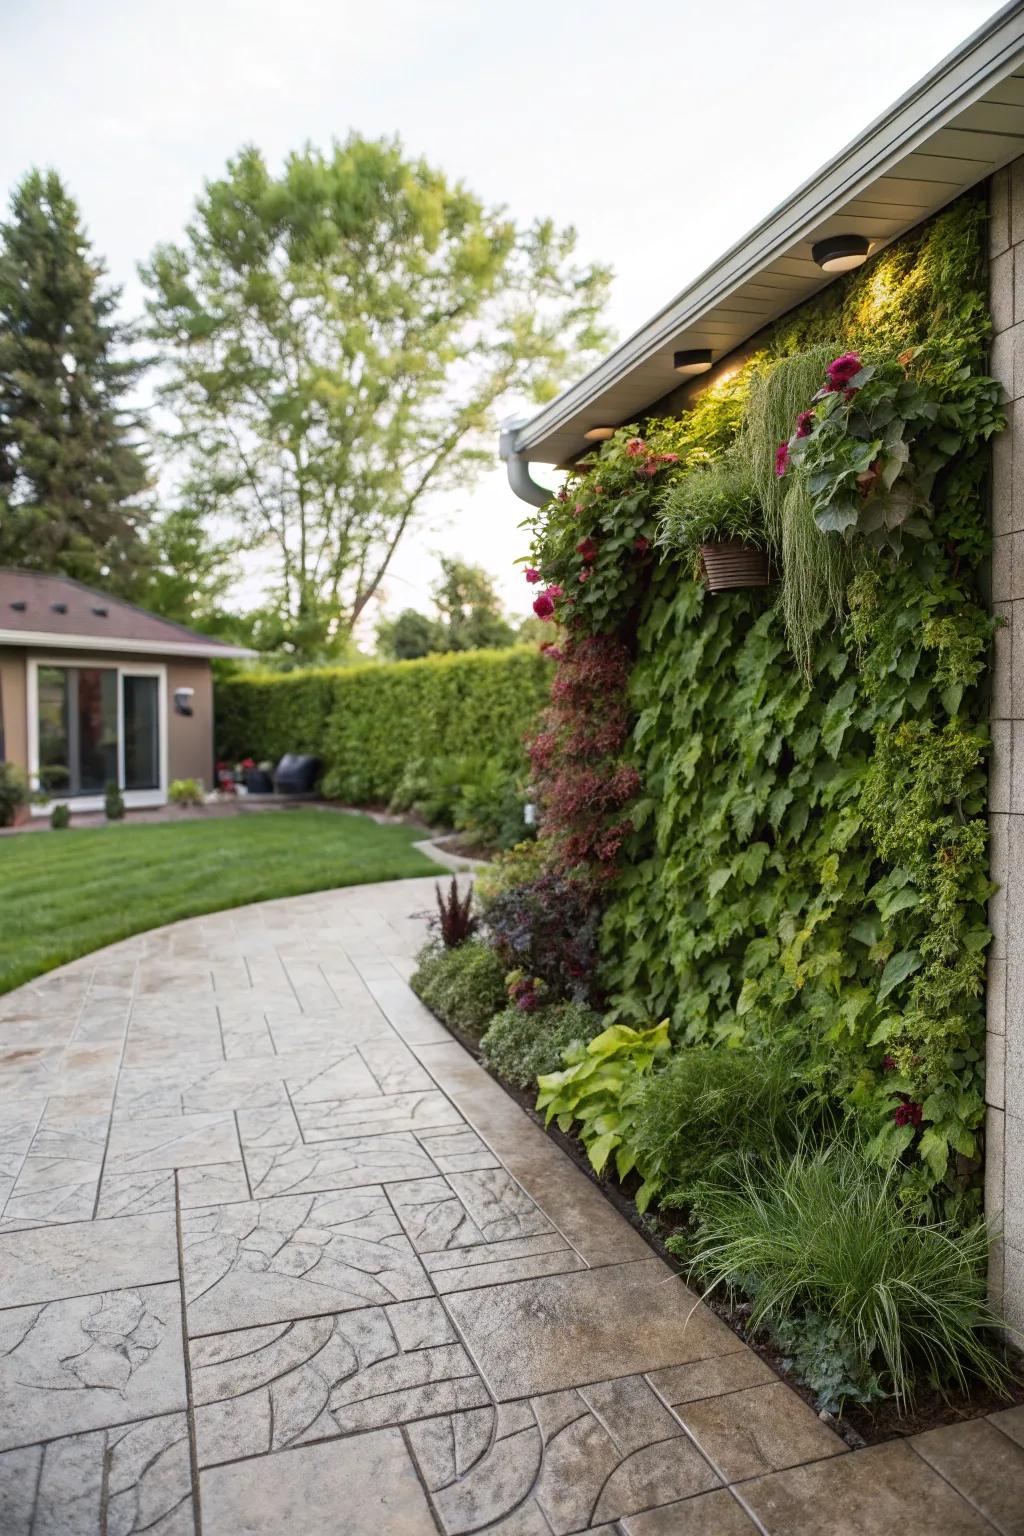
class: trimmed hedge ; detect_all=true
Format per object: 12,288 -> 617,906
216,647 -> 552,803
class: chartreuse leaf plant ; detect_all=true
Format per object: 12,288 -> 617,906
536,1021 -> 669,1204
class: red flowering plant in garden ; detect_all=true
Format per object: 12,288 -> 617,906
518,420 -> 687,635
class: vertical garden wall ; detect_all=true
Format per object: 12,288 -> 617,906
520,192 -> 1003,1219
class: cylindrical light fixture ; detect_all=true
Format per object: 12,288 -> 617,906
811,234 -> 870,273
673,349 -> 713,376
583,426 -> 616,442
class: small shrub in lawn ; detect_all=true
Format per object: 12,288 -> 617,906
480,1000 -> 605,1089
630,1046 -> 802,1207
0,761 -> 28,827
104,781 -> 125,821
170,778 -> 204,807
411,939 -> 506,1036
50,803 -> 71,830
435,877 -> 475,947
677,1138 -> 1012,1412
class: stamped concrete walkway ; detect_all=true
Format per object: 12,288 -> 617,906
0,876 -> 1021,1535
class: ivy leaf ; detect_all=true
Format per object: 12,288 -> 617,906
708,867 -> 733,899
877,948 -> 922,1001
816,499 -> 860,535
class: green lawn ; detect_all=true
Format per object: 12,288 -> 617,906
0,810 -> 440,993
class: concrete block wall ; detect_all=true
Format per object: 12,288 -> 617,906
987,161 -> 1024,1335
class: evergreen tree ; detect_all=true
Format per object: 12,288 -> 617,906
0,170 -> 150,593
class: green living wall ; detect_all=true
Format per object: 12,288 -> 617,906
216,646 -> 551,802
525,192 -> 1000,1214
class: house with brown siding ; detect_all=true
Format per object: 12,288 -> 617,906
0,569 -> 252,814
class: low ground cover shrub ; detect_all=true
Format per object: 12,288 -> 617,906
410,938 -> 506,1036
628,1045 -> 803,1208
389,753 -> 531,852
674,1139 -> 1011,1412
49,803 -> 71,830
104,781 -> 125,820
486,870 -> 603,1005
0,761 -> 27,826
480,1000 -> 604,1088
169,778 -> 204,806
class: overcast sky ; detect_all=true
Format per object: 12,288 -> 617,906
0,0 -> 1001,632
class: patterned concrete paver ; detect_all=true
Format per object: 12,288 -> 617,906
0,875 -> 1019,1534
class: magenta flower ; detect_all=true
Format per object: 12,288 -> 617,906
634,535 -> 651,552
827,352 -> 861,388
524,567 -> 541,584
625,438 -> 646,457
533,592 -> 555,620
578,567 -> 590,583
795,410 -> 815,439
774,440 -> 790,478
546,583 -> 564,599
576,537 -> 598,562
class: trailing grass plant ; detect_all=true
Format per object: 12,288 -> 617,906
480,1000 -> 604,1088
411,937 -> 506,1035
677,1138 -> 1012,1411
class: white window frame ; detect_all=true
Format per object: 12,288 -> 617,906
26,655 -> 168,815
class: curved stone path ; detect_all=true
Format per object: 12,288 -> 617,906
0,876 -> 1021,1534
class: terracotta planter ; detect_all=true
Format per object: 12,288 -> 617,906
699,539 -> 773,592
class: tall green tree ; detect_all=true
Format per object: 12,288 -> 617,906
0,170 -> 150,592
376,558 -> 516,660
142,137 -> 612,662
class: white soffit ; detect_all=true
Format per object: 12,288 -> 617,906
510,1 -> 1024,466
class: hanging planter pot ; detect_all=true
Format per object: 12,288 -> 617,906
699,539 -> 774,592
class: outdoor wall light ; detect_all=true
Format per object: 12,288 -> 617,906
583,426 -> 616,441
811,234 -> 870,273
673,349 -> 713,376
174,686 -> 195,717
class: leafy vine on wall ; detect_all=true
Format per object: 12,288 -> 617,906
525,193 -> 1000,1215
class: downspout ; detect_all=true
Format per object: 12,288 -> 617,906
499,420 -> 551,508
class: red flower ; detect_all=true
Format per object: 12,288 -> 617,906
240,757 -> 256,769
625,438 -> 646,457
578,568 -> 590,583
774,440 -> 790,478
634,535 -> 650,552
524,567 -> 541,584
882,1055 -> 896,1072
893,1100 -> 923,1128
576,537 -> 598,563
826,352 -> 861,388
794,410 -> 815,439
556,486 -> 570,502
533,593 -> 555,620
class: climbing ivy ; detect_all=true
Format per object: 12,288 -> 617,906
524,191 -> 999,1216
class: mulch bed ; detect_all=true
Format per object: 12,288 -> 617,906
431,1011 -> 1024,1451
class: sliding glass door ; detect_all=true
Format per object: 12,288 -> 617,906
36,664 -> 162,798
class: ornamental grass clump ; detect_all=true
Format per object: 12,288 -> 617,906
629,1045 -> 802,1207
679,1139 -> 1012,1410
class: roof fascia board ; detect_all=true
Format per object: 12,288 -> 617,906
0,629 -> 255,659
513,2 -> 1024,457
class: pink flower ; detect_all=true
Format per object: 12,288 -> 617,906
578,568 -> 590,583
556,486 -> 570,503
794,410 -> 815,439
533,592 -> 555,620
826,352 -> 861,388
634,535 -> 650,552
546,583 -> 564,599
572,503 -> 583,518
576,537 -> 598,563
658,452 -> 680,464
625,438 -> 646,457
524,567 -> 541,584
774,440 -> 790,478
